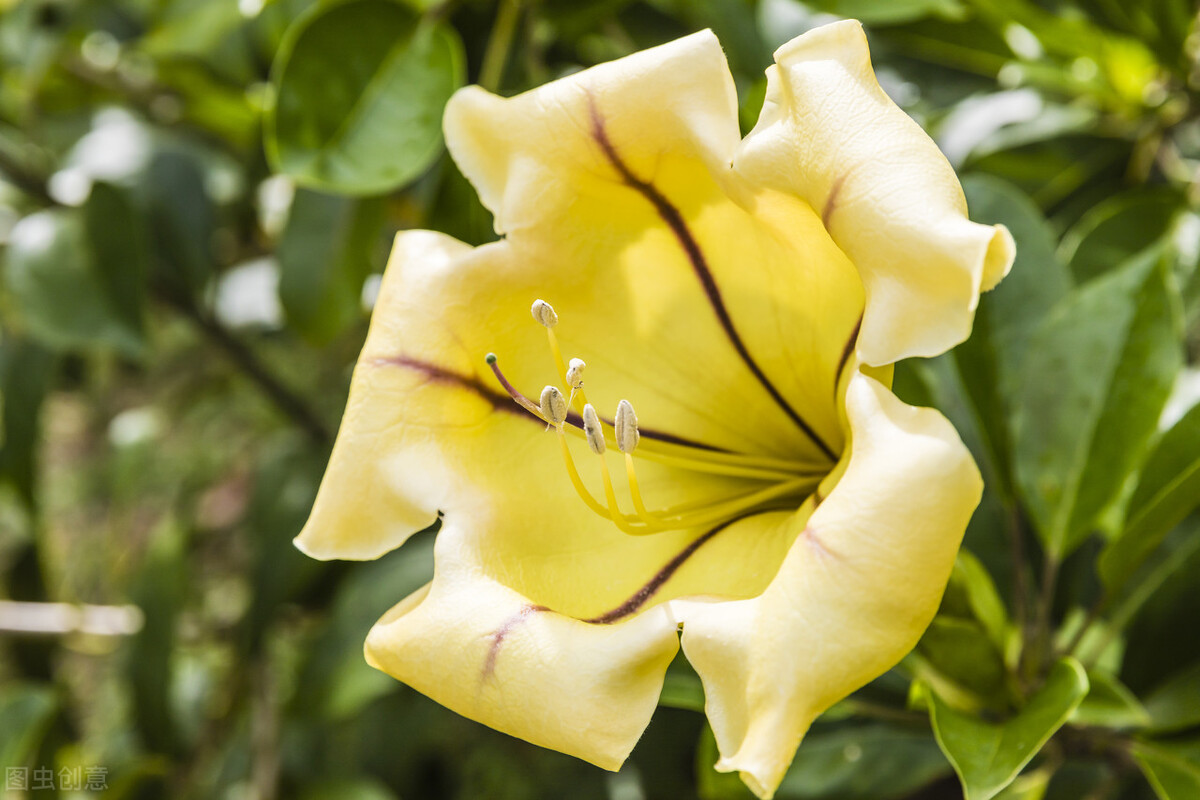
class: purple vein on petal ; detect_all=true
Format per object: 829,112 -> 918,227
482,603 -> 548,682
585,95 -> 837,463
582,511 -> 768,625
375,354 -> 729,451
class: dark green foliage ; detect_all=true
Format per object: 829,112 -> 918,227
0,1 -> 1198,799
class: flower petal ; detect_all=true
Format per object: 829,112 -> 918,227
673,373 -> 983,798
442,30 -> 865,462
364,533 -> 681,771
734,20 -> 1015,367
298,229 -> 812,616
444,30 -> 740,236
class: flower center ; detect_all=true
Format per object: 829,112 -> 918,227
486,300 -> 828,535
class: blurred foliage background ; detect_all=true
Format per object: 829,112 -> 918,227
0,0 -> 1198,798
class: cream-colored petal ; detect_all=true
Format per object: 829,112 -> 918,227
298,228 -> 816,618
294,231 -> 470,561
442,30 -> 864,461
444,30 -> 740,236
734,20 -> 1014,367
364,525 -> 680,770
673,373 -> 982,798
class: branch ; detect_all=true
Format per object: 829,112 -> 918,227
162,293 -> 333,447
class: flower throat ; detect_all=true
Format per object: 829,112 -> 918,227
485,300 -> 827,535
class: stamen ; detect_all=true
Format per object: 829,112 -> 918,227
539,385 -> 567,426
531,299 -> 558,328
614,399 -> 639,454
566,358 -> 586,390
486,353 -> 820,481
582,404 -> 605,455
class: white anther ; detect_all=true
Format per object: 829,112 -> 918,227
539,385 -> 567,426
566,358 -> 586,389
582,404 -> 606,455
531,299 -> 558,328
614,399 -> 639,454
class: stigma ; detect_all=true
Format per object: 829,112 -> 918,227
485,300 -> 825,535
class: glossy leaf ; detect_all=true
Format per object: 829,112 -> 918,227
0,684 -> 56,770
1071,669 -> 1150,730
927,658 -> 1089,800
278,189 -> 386,345
1060,190 -> 1186,284
1012,250 -> 1182,557
776,724 -> 951,799
267,0 -> 465,195
1133,739 -> 1200,800
143,152 -> 216,300
1143,662 -> 1200,734
3,210 -> 144,355
84,181 -> 150,339
1098,402 -> 1200,592
957,175 -> 1072,500
0,338 -> 54,506
794,0 -> 965,25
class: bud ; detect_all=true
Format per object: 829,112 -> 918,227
566,358 -> 586,389
582,404 -> 606,454
539,385 -> 568,426
614,399 -> 639,453
530,299 -> 558,328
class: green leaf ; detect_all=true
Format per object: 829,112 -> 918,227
278,189 -> 385,345
1060,190 -> 1186,284
797,0 -> 965,25
267,0 -> 465,195
659,670 -> 705,713
1071,669 -> 1150,730
292,531 -> 435,720
917,616 -> 1009,705
84,181 -> 150,339
1098,402 -> 1200,592
957,175 -> 1072,500
775,724 -> 951,799
0,338 -> 54,506
952,549 -> 1011,654
127,517 -> 188,756
143,152 -> 216,299
993,768 -> 1052,800
298,778 -> 398,800
927,658 -> 1089,800
3,210 -> 144,355
1132,739 -> 1200,800
1012,250 -> 1183,557
1143,662 -> 1200,734
0,684 -> 57,770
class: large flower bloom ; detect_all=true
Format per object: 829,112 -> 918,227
296,19 -> 1013,799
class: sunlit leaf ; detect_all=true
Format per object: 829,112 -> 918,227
1071,669 -> 1150,730
1099,402 -> 1200,592
1133,739 -> 1200,800
267,0 -> 465,195
927,658 -> 1088,800
1012,250 -> 1183,557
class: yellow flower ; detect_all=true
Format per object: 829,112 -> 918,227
296,19 -> 1013,799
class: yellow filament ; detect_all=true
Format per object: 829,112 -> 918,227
625,452 -> 654,523
556,423 -> 817,535
534,340 -> 829,475
556,428 -> 611,518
